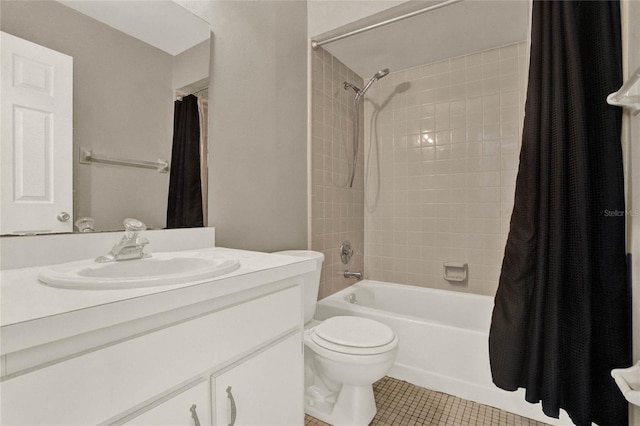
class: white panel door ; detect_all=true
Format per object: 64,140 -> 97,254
1,31 -> 73,235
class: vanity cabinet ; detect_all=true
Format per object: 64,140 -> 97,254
212,334 -> 302,426
0,282 -> 304,426
122,334 -> 303,426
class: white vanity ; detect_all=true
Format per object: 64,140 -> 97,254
0,229 -> 312,425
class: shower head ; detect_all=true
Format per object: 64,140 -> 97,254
343,69 -> 389,99
374,68 -> 390,79
357,68 -> 390,99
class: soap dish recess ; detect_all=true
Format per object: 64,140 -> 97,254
443,262 -> 468,282
611,361 -> 640,407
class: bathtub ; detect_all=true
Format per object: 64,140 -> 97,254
315,280 -> 572,425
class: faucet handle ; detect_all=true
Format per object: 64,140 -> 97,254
340,241 -> 353,264
123,218 -> 147,232
95,219 -> 150,263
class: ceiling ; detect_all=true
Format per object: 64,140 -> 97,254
57,0 -> 210,55
317,0 -> 530,78
56,0 -> 528,76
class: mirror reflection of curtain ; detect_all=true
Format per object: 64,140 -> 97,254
197,95 -> 208,226
167,94 -> 203,228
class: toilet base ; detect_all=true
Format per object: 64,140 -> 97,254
305,383 -> 377,426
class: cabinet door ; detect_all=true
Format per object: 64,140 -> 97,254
123,379 -> 210,426
212,333 -> 303,426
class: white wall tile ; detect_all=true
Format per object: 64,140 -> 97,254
364,42 -> 526,297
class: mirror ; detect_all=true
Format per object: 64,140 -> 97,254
0,0 -> 210,234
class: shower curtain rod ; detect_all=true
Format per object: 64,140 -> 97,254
176,87 -> 208,101
311,0 -> 464,50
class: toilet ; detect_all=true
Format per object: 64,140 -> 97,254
275,250 -> 398,426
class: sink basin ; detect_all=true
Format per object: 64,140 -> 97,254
38,251 -> 240,290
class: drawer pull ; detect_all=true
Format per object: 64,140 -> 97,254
226,386 -> 237,426
190,404 -> 201,426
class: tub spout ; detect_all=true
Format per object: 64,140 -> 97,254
344,270 -> 362,280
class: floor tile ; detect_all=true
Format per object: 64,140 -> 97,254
304,377 -> 551,426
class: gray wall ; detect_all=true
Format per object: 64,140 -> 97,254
1,0 -> 174,232
173,39 -> 210,91
207,1 -> 308,252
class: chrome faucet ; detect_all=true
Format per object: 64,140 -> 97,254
95,218 -> 150,263
344,270 -> 362,280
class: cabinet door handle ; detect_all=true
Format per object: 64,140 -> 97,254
226,386 -> 237,426
189,404 -> 201,426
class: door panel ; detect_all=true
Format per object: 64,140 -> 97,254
1,31 -> 73,234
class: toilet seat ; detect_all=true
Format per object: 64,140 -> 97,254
309,316 -> 398,355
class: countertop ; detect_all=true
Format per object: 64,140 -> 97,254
0,247 -> 314,355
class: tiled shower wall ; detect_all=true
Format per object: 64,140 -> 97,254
363,42 -> 528,296
310,48 -> 365,299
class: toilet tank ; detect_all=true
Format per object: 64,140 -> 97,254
274,250 -> 324,323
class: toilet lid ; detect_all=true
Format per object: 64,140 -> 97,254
313,316 -> 395,348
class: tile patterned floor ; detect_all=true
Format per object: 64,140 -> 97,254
305,377 -> 551,426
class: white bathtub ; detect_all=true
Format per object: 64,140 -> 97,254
315,280 -> 573,425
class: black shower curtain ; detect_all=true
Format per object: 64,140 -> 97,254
489,2 -> 630,426
167,94 -> 203,228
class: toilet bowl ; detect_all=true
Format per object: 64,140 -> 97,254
274,250 -> 398,426
304,316 -> 398,425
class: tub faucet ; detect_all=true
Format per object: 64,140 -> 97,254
344,270 -> 362,280
95,218 -> 150,263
